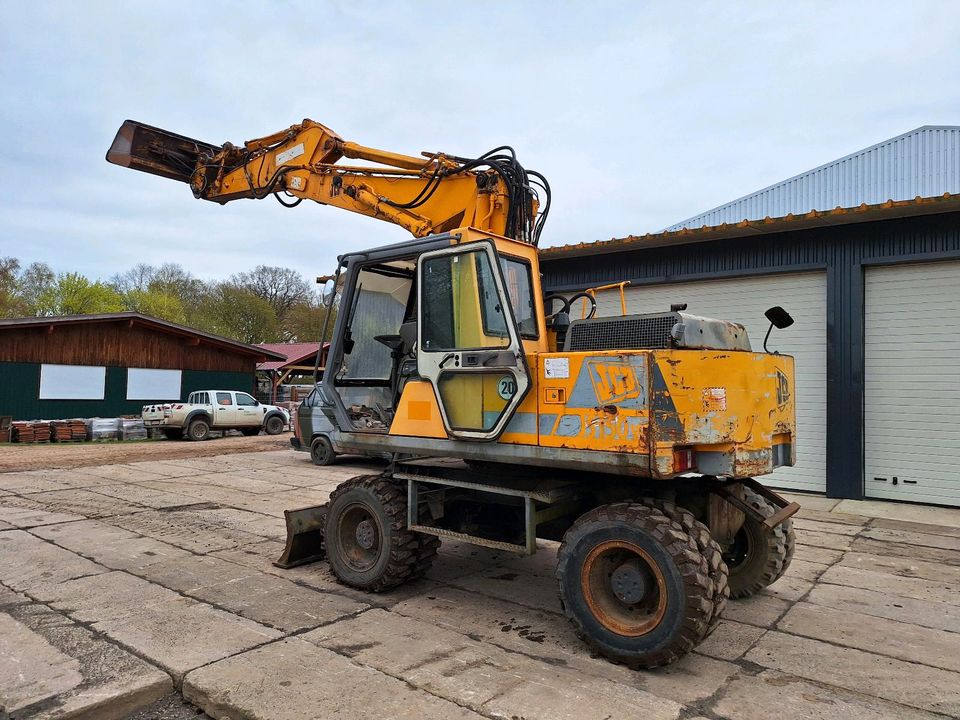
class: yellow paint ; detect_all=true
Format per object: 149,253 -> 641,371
536,352 -> 651,454
389,381 -> 447,439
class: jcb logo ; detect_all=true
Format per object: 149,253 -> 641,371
587,360 -> 643,405
776,369 -> 791,409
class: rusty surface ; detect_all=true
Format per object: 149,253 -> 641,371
581,539 -> 666,637
708,489 -> 746,547
274,505 -> 328,568
540,192 -> 960,258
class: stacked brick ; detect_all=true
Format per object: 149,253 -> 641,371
50,420 -> 87,442
11,421 -> 52,443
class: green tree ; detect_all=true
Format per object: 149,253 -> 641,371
18,261 -> 56,314
284,298 -> 338,342
195,284 -> 281,344
36,273 -> 124,316
122,288 -> 188,324
0,257 -> 27,317
231,265 -> 315,327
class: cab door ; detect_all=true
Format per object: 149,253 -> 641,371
417,241 -> 530,441
235,392 -> 262,426
213,391 -> 239,426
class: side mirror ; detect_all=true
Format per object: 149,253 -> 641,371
321,279 -> 336,308
765,306 -> 794,329
763,306 -> 794,353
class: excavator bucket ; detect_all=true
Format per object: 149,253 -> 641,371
273,504 -> 328,569
106,120 -> 220,183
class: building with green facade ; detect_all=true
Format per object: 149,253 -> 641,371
0,313 -> 284,421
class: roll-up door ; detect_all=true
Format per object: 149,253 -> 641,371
587,272 -> 827,492
865,261 -> 960,506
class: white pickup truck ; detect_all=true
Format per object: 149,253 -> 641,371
142,390 -> 291,441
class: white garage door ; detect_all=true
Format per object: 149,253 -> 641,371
865,261 -> 960,506
584,272 -> 827,492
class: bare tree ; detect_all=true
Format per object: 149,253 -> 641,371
110,263 -> 156,294
231,265 -> 314,324
18,261 -> 55,314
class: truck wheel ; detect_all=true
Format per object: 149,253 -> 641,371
187,419 -> 210,441
241,428 -> 260,437
162,428 -> 183,441
310,436 -> 336,466
636,498 -> 728,637
723,486 -> 794,599
264,415 -> 285,435
325,474 -> 428,592
557,503 -> 718,668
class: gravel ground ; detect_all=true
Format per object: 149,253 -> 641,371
0,433 -> 291,472
123,693 -> 211,720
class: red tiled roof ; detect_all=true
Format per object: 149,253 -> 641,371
255,342 -> 328,372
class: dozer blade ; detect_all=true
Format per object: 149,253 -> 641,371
106,119 -> 220,184
274,504 -> 328,569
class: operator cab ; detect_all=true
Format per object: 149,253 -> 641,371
335,258 -> 418,431
326,233 -> 539,439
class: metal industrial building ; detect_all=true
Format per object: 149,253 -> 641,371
0,312 -> 284,421
541,127 -> 960,507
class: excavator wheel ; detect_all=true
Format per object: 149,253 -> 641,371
723,486 -> 795,599
635,498 -> 728,637
325,474 -> 437,592
557,503 -> 719,668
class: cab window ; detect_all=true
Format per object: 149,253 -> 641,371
499,256 -> 538,339
216,392 -> 233,406
421,249 -> 510,351
236,393 -> 257,406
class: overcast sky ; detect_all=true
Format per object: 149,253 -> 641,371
2,1 -> 958,282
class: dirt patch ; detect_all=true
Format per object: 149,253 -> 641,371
0,433 -> 292,472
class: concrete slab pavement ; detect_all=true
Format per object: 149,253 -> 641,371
3,447 -> 960,719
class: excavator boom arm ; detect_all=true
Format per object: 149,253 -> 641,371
107,119 -> 547,242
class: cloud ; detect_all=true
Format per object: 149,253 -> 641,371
1,1 -> 958,280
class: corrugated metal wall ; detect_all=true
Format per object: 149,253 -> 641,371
0,363 -> 254,421
667,126 -> 960,230
544,213 -> 960,292
541,211 -> 960,501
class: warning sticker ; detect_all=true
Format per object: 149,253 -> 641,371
276,143 -> 305,165
703,387 -> 727,411
544,357 -> 570,379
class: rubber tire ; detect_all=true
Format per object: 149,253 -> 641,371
325,475 -> 436,592
187,419 -> 210,441
264,415 -> 285,435
724,486 -> 793,599
162,428 -> 183,441
636,498 -> 729,637
557,503 -> 717,668
310,436 -> 336,466
241,427 -> 260,437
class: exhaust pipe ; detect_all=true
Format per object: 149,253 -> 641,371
106,120 -> 221,185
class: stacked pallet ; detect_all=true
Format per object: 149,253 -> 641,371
51,420 -> 87,442
12,421 -> 51,443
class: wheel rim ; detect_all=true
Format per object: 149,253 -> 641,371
268,418 -> 282,432
192,424 -> 206,440
336,502 -> 383,572
723,526 -> 755,574
313,441 -> 330,463
581,540 -> 667,637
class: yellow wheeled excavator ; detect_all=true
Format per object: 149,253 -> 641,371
107,118 -> 800,668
